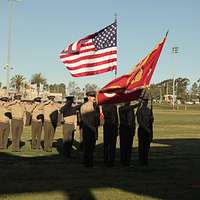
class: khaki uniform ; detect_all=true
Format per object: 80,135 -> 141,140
0,103 -> 10,149
60,103 -> 77,157
24,102 -> 33,126
8,101 -> 26,151
76,106 -> 83,150
31,103 -> 44,149
43,103 -> 59,151
56,103 -> 63,127
80,101 -> 99,167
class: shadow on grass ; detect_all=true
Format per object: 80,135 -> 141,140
0,138 -> 200,200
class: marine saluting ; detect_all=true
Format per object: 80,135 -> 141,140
43,95 -> 59,152
7,95 -> 26,152
30,97 -> 44,149
0,97 -> 11,149
60,95 -> 77,158
80,90 -> 100,167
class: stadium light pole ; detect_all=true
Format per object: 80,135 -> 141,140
172,46 -> 179,110
4,0 -> 22,94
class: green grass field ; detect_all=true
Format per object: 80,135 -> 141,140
0,104 -> 200,200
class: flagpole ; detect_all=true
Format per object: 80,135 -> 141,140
114,13 -> 117,78
4,0 -> 22,95
172,46 -> 179,110
5,0 -> 14,95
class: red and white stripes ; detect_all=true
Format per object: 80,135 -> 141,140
59,38 -> 117,77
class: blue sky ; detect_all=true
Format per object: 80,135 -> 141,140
0,0 -> 200,88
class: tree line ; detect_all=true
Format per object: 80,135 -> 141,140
150,77 -> 200,103
1,74 -> 199,102
0,73 -> 98,99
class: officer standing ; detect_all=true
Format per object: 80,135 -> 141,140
60,96 -> 77,158
31,97 -> 43,149
136,97 -> 154,166
119,101 -> 136,166
0,97 -> 11,149
43,96 -> 59,152
77,97 -> 88,151
80,91 -> 99,167
7,95 -> 26,152
102,103 -> 118,167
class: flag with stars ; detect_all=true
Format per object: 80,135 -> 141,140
59,22 -> 117,77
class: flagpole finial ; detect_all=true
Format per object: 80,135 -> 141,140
114,13 -> 117,23
114,67 -> 117,78
166,30 -> 169,37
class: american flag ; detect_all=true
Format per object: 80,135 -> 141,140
59,22 -> 117,77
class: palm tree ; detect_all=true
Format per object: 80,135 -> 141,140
10,74 -> 25,93
31,73 -> 46,96
23,82 -> 30,98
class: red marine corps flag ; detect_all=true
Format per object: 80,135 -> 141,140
59,22 -> 117,77
97,32 -> 168,105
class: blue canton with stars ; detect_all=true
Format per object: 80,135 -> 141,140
93,22 -> 117,50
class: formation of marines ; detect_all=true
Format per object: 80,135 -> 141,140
0,91 -> 154,167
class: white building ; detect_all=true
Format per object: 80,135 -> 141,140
0,85 -> 63,101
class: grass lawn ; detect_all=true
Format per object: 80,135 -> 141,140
0,104 -> 200,200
